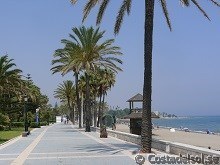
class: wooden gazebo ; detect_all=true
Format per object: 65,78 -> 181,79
125,93 -> 159,135
127,93 -> 143,114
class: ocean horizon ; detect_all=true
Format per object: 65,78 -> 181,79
152,116 -> 220,133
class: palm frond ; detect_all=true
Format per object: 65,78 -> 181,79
191,0 -> 210,20
160,0 -> 172,31
180,0 -> 190,6
70,0 -> 77,4
114,1 -> 128,34
96,0 -> 110,25
83,0 -> 100,22
210,0 -> 220,7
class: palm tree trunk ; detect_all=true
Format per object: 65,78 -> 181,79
73,105 -> 76,123
141,0 -> 155,153
67,98 -> 74,124
85,72 -> 91,132
93,97 -> 97,127
100,91 -> 105,127
81,92 -> 84,127
71,102 -> 75,124
100,92 -> 105,127
75,72 -> 82,128
90,100 -> 94,126
72,106 -> 75,124
99,93 -> 107,138
97,87 -> 102,127
71,106 -> 75,124
83,100 -> 86,125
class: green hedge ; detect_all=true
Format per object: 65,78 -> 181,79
40,122 -> 48,126
11,122 -> 24,127
30,122 -> 40,128
11,121 -> 49,129
0,125 -> 4,131
0,113 -> 10,126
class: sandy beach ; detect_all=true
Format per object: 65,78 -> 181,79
115,123 -> 220,151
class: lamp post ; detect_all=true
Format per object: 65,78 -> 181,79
21,74 -> 31,137
24,96 -> 28,132
36,107 -> 40,126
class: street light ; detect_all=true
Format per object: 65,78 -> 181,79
21,74 -> 31,137
24,96 -> 28,133
36,107 -> 40,126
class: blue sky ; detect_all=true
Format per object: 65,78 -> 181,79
1,1 -> 220,116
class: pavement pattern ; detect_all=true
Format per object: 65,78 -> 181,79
0,123 -> 144,165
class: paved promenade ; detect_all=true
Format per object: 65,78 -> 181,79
0,123 -> 143,165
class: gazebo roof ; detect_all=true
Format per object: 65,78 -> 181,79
126,93 -> 143,102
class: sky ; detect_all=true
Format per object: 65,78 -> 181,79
1,1 -> 220,116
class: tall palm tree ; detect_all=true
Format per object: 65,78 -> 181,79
54,80 -> 76,124
0,55 -> 22,93
51,49 -> 82,128
0,55 -> 22,114
78,73 -> 97,126
67,26 -> 123,132
71,0 -> 220,152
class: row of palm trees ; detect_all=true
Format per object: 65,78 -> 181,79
53,68 -> 115,126
51,26 -> 122,131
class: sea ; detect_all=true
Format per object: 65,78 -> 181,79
152,116 -> 220,133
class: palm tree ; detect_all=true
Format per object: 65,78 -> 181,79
0,55 -> 22,114
95,69 -> 116,127
78,74 -> 86,126
67,26 -> 123,132
71,0 -> 220,153
0,55 -> 22,93
51,49 -> 82,128
79,68 -> 115,127
78,73 -> 97,126
54,80 -> 76,124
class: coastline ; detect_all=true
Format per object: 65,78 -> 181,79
118,118 -> 220,135
154,125 -> 220,136
115,123 -> 220,151
153,116 -> 220,134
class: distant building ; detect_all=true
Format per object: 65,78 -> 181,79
154,111 -> 159,116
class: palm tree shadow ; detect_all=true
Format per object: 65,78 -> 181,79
71,143 -> 124,155
71,140 -> 140,156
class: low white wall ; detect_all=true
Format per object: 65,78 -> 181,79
91,127 -> 220,158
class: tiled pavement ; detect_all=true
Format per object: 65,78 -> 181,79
0,123 -> 142,165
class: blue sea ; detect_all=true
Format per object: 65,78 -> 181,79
152,116 -> 220,133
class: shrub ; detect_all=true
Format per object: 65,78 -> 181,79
3,126 -> 10,131
0,113 -> 10,126
0,125 -> 5,131
30,122 -> 40,128
40,122 -> 48,126
11,122 -> 24,127
49,120 -> 56,124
